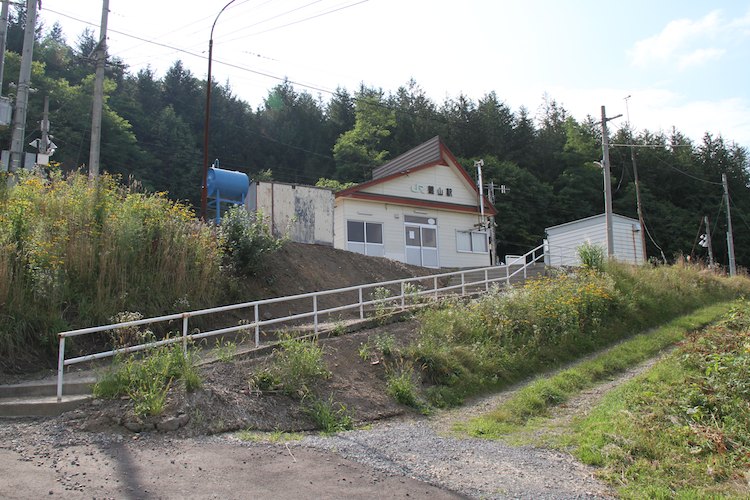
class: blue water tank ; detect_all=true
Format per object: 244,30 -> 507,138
207,167 -> 249,203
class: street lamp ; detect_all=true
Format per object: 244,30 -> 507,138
201,0 -> 237,221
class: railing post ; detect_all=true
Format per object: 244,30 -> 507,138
505,264 -> 510,286
358,287 -> 364,319
57,336 -> 65,402
254,303 -> 260,347
401,281 -> 405,309
461,272 -> 466,295
485,269 -> 489,292
433,276 -> 438,299
313,295 -> 318,334
182,315 -> 189,356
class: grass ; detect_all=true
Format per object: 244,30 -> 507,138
303,395 -> 353,434
0,170 -> 283,364
405,262 -> 750,409
464,301 -> 733,438
93,343 -> 201,417
561,300 -> 750,498
235,428 -> 304,443
249,334 -> 330,397
385,361 -> 422,408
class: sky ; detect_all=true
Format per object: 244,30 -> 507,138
36,0 -> 750,150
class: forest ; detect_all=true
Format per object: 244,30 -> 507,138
2,7 -> 749,266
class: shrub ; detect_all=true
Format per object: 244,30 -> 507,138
93,344 -> 201,416
385,362 -> 420,408
257,334 -> 330,397
0,171 -> 224,361
220,206 -> 282,277
304,395 -> 353,434
577,241 -> 605,271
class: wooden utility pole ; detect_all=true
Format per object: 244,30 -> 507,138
722,173 -> 737,276
599,105 -> 621,258
0,0 -> 9,94
9,0 -> 37,172
88,0 -> 109,178
624,95 -> 648,263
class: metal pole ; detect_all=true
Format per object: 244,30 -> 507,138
88,0 -> 109,178
57,336 -> 65,402
722,173 -> 737,276
201,0 -> 237,221
9,0 -> 37,172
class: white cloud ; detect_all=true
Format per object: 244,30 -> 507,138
677,48 -> 726,70
626,9 -> 750,70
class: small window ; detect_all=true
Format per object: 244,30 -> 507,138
457,230 -> 488,253
347,220 -> 364,243
446,188 -> 453,197
365,222 -> 383,244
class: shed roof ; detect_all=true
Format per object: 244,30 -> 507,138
545,213 -> 640,235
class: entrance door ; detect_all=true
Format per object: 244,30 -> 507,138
405,224 -> 439,268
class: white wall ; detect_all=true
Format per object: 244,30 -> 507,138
360,164 -> 478,207
334,197 -> 491,268
545,214 -> 644,266
248,182 -> 334,245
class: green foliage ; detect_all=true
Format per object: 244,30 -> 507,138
567,301 -> 750,498
219,206 -> 282,277
303,395 -> 354,434
213,339 -> 238,362
407,263 -> 749,408
577,241 -> 605,271
467,302 -> 731,436
0,172 -> 224,361
372,286 -> 394,324
314,178 -> 356,191
385,362 -> 421,408
251,334 -> 330,397
93,344 -> 201,417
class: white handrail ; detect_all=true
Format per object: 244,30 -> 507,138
56,243 -> 547,401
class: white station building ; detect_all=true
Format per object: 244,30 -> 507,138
333,136 -> 496,268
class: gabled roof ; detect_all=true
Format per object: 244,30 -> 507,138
337,136 -> 497,216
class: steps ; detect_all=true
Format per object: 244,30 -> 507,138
0,376 -> 95,417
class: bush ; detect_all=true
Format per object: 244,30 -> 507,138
385,362 -> 421,408
408,263 -> 749,407
93,344 -> 201,417
577,241 -> 605,271
304,395 -> 353,434
0,171 -> 224,361
220,206 -> 282,277
253,334 -> 330,397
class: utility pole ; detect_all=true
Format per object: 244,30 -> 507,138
9,0 -> 37,172
0,0 -> 9,94
703,215 -> 714,268
88,0 -> 109,179
722,173 -> 737,276
624,96 -> 647,263
599,105 -> 621,258
487,181 -> 497,265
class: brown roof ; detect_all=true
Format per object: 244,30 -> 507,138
372,136 -> 442,179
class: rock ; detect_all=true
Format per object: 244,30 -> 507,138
123,420 -> 144,433
157,417 -> 181,432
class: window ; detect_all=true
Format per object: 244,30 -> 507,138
456,230 -> 488,253
347,220 -> 384,257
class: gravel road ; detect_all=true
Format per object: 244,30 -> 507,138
301,417 -> 612,499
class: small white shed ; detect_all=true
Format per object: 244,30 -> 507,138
544,213 -> 645,266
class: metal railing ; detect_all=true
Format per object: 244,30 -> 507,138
56,243 -> 547,401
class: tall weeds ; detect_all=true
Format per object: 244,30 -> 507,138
412,263 -> 750,407
0,171 -> 224,361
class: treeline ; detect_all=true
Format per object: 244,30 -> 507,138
1,9 -> 749,265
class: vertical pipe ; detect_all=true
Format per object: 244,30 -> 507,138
400,282 -> 405,309
433,276 -> 438,299
57,336 -> 65,402
182,315 -> 188,356
254,303 -> 260,347
461,272 -> 466,295
358,288 -> 364,319
313,295 -> 318,334
485,269 -> 489,292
